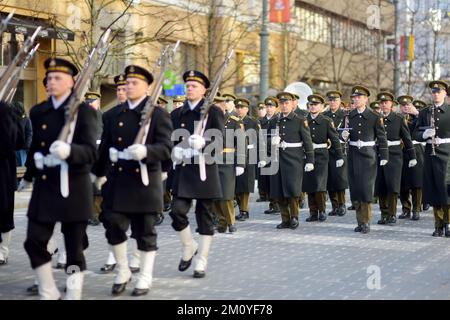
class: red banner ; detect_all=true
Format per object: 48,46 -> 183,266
269,0 -> 291,23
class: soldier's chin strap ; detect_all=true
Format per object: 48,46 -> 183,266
109,147 -> 149,186
34,153 -> 69,198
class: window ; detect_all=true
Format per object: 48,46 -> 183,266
294,4 -> 386,57
236,52 -> 260,85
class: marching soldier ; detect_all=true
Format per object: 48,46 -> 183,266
370,101 -> 381,114
260,97 -> 281,215
172,95 -> 185,109
92,65 -> 173,296
269,92 -> 314,229
158,97 -> 168,108
341,85 -> 388,234
19,58 -> 99,299
413,80 -> 450,237
256,102 -> 268,202
399,97 -> 424,221
169,70 -> 224,278
374,92 -> 417,225
114,74 -> 127,104
222,93 -> 237,116
292,93 -> 308,208
0,100 -> 19,266
323,91 -> 348,216
98,73 -> 142,275
303,94 -> 344,222
85,91 -> 103,227
235,98 -> 262,221
212,94 -> 245,233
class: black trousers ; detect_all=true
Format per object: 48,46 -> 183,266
24,219 -> 88,271
169,197 -> 215,236
0,209 -> 14,234
103,211 -> 157,252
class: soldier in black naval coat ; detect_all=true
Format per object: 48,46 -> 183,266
260,97 -> 281,215
99,74 -> 128,274
212,94 -> 245,233
0,101 -> 19,266
303,94 -> 344,222
235,98 -> 264,221
19,58 -> 98,300
341,85 -> 388,234
399,97 -> 425,221
93,65 -> 172,296
413,80 -> 450,237
374,92 -> 416,225
269,92 -> 314,230
323,91 -> 348,216
169,70 -> 224,278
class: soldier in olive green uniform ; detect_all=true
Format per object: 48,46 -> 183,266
235,98 -> 264,221
256,102 -> 269,202
323,91 -> 348,216
261,97 -> 281,215
212,95 -> 246,233
291,93 -> 308,208
374,92 -> 417,225
269,92 -> 314,229
341,86 -> 388,234
303,94 -> 344,222
413,80 -> 450,237
399,97 -> 425,220
370,101 -> 381,114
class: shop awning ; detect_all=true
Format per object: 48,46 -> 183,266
0,12 -> 75,41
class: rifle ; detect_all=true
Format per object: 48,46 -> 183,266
34,29 -> 112,198
193,49 -> 234,181
112,40 -> 180,186
4,43 -> 40,103
0,11 -> 14,40
0,26 -> 41,101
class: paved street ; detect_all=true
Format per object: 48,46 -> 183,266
2,189 -> 450,300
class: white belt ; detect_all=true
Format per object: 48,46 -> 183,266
427,137 -> 450,145
34,152 -> 69,198
313,143 -> 328,149
280,141 -> 303,150
349,140 -> 376,149
387,140 -> 401,146
413,140 -> 426,146
247,144 -> 255,150
109,147 -> 149,186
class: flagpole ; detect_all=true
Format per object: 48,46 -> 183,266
260,0 -> 269,100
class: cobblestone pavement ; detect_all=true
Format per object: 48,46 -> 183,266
1,189 -> 450,300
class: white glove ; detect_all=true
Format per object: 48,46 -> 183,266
423,128 -> 436,140
236,167 -> 245,176
304,163 -> 314,172
127,144 -> 147,161
49,140 -> 71,160
188,134 -> 206,150
271,136 -> 281,146
380,160 -> 388,166
408,159 -> 417,168
161,172 -> 168,182
258,160 -> 267,168
172,146 -> 184,163
94,176 -> 107,190
17,179 -> 32,191
341,130 -> 350,141
336,159 -> 344,168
